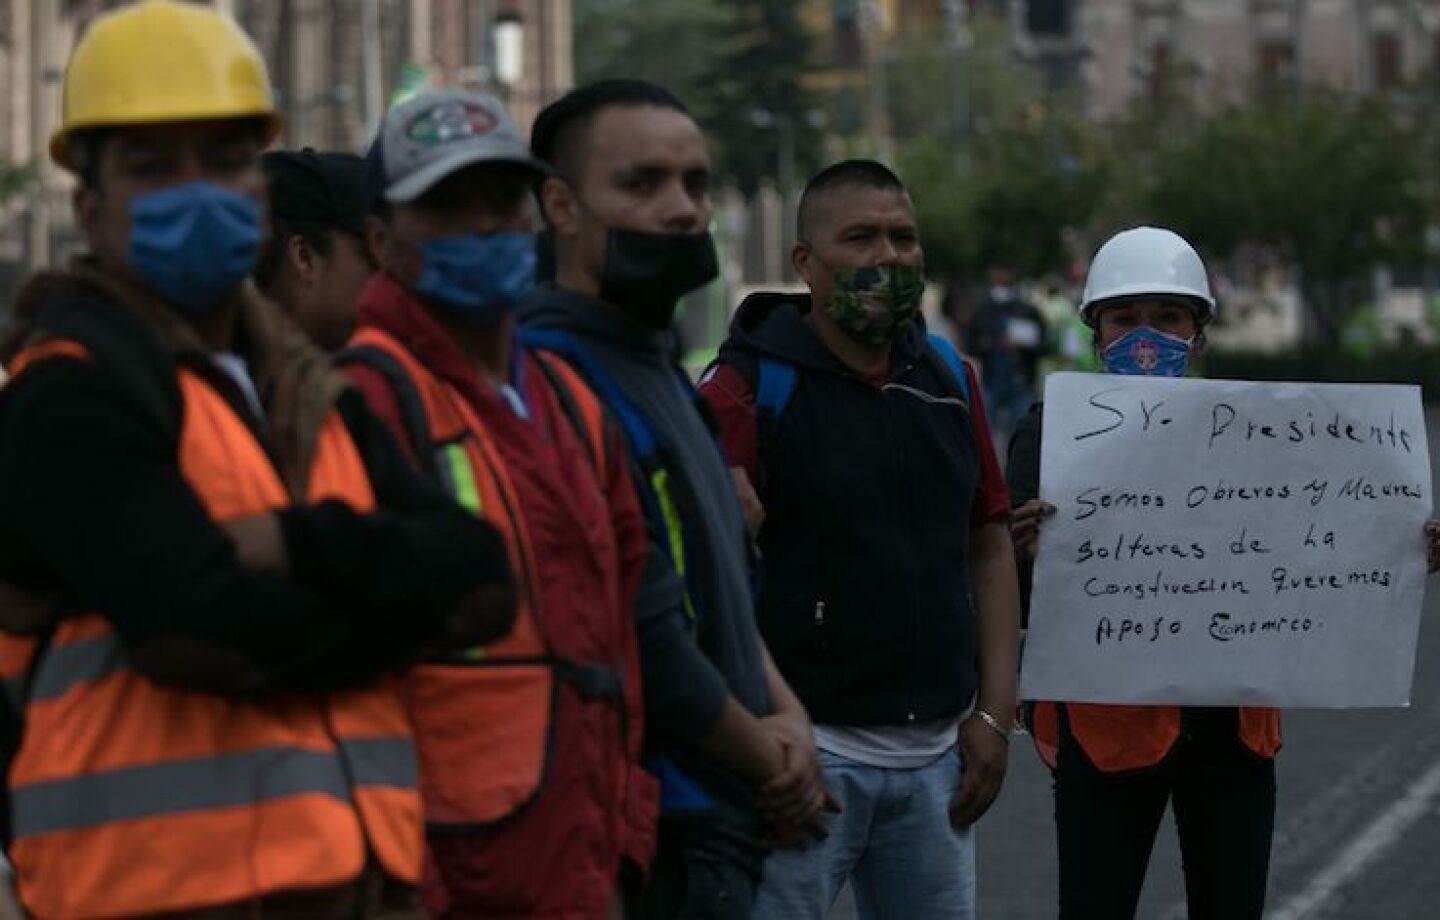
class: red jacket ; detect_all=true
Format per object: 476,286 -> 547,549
345,274 -> 657,919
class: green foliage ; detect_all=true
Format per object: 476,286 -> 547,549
966,106 -> 1111,274
896,136 -> 979,278
885,18 -> 1106,280
698,1 -> 825,195
897,105 -> 1111,279
573,0 -> 736,103
0,160 -> 36,205
571,6 -> 1440,350
1147,90 -> 1427,343
572,0 -> 822,196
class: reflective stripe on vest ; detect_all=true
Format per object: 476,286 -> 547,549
1029,701 -> 1282,772
14,734 -> 411,837
21,630 -> 122,703
347,326 -> 575,827
2,345 -> 422,919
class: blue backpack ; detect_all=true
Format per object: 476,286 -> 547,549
752,330 -> 972,431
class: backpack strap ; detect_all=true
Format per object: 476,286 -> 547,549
335,344 -> 447,486
755,356 -> 798,419
519,328 -> 661,460
924,332 -> 972,407
528,347 -> 610,483
519,326 -> 699,627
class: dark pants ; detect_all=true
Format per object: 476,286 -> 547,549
626,824 -> 759,920
1053,707 -> 1276,920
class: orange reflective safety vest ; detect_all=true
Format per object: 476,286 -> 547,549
1030,701 -> 1282,773
0,342 -> 422,919
343,326 -> 617,827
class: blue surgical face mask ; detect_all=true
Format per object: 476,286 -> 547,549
415,231 -> 536,325
129,182 -> 262,315
1102,326 -> 1193,377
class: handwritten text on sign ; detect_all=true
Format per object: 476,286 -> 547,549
1019,373 -> 1432,708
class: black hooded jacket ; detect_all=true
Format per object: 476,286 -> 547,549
715,293 -> 982,726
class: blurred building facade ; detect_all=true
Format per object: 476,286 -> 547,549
1033,0 -> 1440,118
0,0 -> 572,310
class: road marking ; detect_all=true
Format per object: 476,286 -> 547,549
1267,756 -> 1440,920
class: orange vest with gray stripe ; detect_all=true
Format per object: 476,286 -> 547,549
344,326 -> 614,828
0,341 -> 422,919
1029,701 -> 1281,772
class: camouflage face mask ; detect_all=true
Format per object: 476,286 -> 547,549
823,264 -> 926,346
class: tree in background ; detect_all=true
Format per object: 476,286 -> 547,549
1147,88 -> 1427,345
0,161 -> 35,207
0,160 -> 39,334
887,17 -> 1109,282
573,0 -> 822,196
573,0 -> 735,109
570,4 -> 1440,356
702,0 -> 825,197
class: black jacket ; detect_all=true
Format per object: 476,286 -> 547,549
0,284 -> 510,694
717,293 -> 981,726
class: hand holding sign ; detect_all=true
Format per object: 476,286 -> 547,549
1019,373 -> 1432,709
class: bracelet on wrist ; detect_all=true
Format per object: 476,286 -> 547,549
968,707 -> 1013,744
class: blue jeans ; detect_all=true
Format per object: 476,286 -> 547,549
754,746 -> 976,920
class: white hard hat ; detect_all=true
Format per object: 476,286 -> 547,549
1079,226 -> 1215,326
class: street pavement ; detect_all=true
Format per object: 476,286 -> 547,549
831,406 -> 1440,918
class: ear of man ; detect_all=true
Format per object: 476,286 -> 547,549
539,177 -> 580,237
286,233 -> 319,285
364,214 -> 391,268
791,241 -> 815,285
74,186 -> 102,243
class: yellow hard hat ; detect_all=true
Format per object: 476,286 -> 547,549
50,0 -> 281,171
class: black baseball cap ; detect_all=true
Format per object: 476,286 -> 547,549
262,148 -> 370,237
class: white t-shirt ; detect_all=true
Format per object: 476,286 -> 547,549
814,716 -> 962,769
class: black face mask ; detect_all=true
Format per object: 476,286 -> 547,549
599,228 -> 719,329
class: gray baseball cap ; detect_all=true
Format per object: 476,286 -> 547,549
372,88 -> 548,203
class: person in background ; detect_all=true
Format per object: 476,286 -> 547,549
969,265 -> 1048,437
255,148 -> 376,350
1036,279 -> 1096,374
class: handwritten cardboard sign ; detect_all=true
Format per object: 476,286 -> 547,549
1019,373 -> 1432,708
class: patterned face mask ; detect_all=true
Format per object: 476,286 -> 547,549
823,263 -> 926,346
1101,326 -> 1194,377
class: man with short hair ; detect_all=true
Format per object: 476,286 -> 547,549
342,87 -> 658,918
520,80 -> 827,919
699,159 -> 1021,919
0,4 -> 513,917
256,148 -> 376,350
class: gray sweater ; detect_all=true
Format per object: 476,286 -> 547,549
519,285 -> 771,866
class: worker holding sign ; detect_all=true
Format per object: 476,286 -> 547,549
1008,224 -> 1440,920
1008,228 -> 1440,920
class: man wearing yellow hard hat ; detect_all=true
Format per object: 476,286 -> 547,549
0,3 -> 517,917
